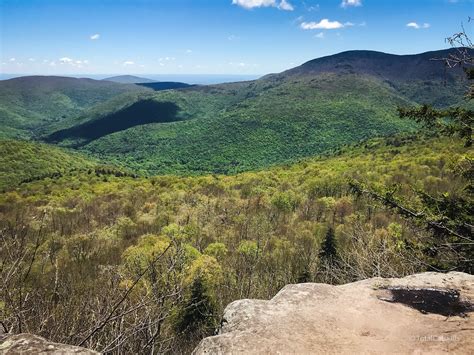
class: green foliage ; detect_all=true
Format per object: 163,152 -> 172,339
319,227 -> 338,262
0,76 -> 150,139
0,139 -> 96,190
176,277 -> 218,337
1,134 -> 471,352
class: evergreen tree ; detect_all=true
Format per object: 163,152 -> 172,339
319,227 -> 338,263
176,277 -> 216,337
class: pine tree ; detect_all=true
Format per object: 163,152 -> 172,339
319,227 -> 338,263
176,277 -> 216,336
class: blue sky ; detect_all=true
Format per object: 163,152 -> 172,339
1,0 -> 472,75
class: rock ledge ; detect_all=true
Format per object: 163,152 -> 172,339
0,333 -> 99,354
194,272 -> 474,354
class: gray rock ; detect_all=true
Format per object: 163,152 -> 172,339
194,272 -> 474,354
0,333 -> 99,354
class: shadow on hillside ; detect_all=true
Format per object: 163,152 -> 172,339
137,82 -> 194,91
46,99 -> 180,144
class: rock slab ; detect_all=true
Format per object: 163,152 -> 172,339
0,333 -> 99,354
194,272 -> 474,354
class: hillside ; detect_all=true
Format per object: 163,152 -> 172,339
42,49 -> 470,175
273,48 -> 473,107
1,134 -> 471,353
0,139 -> 97,190
0,76 -> 151,139
102,75 -> 156,84
136,81 -> 194,91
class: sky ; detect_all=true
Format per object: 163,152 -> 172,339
0,0 -> 472,76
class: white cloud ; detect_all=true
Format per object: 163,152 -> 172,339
186,49 -> 193,53
315,32 -> 325,39
278,0 -> 294,11
406,22 -> 430,29
28,58 -> 35,62
159,57 -> 175,62
228,34 -> 240,41
59,57 -> 73,63
306,4 -> 320,12
232,0 -> 293,11
9,58 -> 16,62
90,33 -> 100,40
49,61 -> 56,67
123,61 -> 135,66
341,0 -> 362,8
301,19 -> 344,30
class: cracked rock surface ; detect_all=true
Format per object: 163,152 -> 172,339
194,272 -> 474,354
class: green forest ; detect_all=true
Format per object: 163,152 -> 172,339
0,28 -> 473,354
1,133 -> 472,352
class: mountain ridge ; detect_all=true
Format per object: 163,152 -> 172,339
271,48 -> 472,80
102,75 -> 156,84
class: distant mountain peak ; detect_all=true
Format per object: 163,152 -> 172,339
102,75 -> 156,84
277,48 -> 473,81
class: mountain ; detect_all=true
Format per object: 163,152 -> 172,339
0,76 -> 151,139
277,49 -> 469,80
102,75 -> 156,84
0,139 -> 96,190
270,48 -> 473,107
41,49 -> 470,175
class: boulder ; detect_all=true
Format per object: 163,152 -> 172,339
194,272 -> 474,354
0,333 -> 99,354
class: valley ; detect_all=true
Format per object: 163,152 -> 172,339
0,44 -> 472,354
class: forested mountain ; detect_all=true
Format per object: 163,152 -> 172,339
0,76 -> 151,138
0,43 -> 472,354
0,140 -> 96,189
0,49 -> 470,176
39,49 -> 471,175
1,134 -> 471,352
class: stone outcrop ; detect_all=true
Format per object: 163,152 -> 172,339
0,333 -> 99,354
194,272 -> 474,354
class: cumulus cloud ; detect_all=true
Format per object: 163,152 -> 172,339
123,61 -> 135,66
315,32 -> 325,39
406,22 -> 430,29
301,19 -> 344,30
341,0 -> 362,8
278,0 -> 294,10
9,58 -> 16,62
59,57 -> 73,63
232,0 -> 294,11
90,33 -> 100,40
